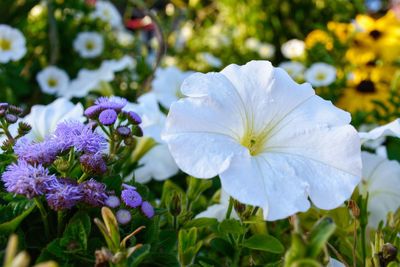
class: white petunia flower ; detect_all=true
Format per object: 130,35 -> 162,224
36,66 -> 69,95
152,66 -> 194,109
200,52 -> 222,68
359,152 -> 400,228
60,56 -> 135,99
23,98 -> 84,141
73,32 -> 104,58
0,24 -> 26,63
162,60 -> 362,221
91,0 -> 122,28
196,190 -> 239,222
281,39 -> 305,59
327,258 -> 345,267
278,61 -> 305,80
305,62 -> 337,87
125,93 -> 179,182
359,119 -> 400,143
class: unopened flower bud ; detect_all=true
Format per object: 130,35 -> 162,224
169,192 -> 181,217
0,103 -> 9,111
234,200 -> 246,215
381,243 -> 397,263
7,105 -> 23,115
125,111 -> 142,125
123,136 -> 137,147
116,126 -> 131,137
348,200 -> 360,218
0,109 -> 5,117
18,122 -> 31,136
132,125 -> 143,137
1,139 -> 13,151
116,209 -> 132,225
99,109 -> 117,126
54,158 -> 70,173
5,113 -> 18,123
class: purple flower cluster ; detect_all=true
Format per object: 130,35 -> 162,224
14,138 -> 60,165
80,153 -> 107,175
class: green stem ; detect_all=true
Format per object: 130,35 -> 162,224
225,197 -> 234,219
57,211 -> 65,237
77,172 -> 89,183
34,198 -> 50,239
360,196 -> 369,267
0,119 -> 14,143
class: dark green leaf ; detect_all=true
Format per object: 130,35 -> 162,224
243,234 -> 284,254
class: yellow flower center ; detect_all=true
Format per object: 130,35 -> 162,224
241,129 -> 268,156
85,41 -> 95,50
47,78 -> 58,87
0,38 -> 12,51
315,72 -> 326,81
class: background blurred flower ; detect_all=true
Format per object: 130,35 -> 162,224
36,66 -> 70,95
73,32 -> 104,58
162,60 -> 361,220
0,24 -> 26,63
281,39 -> 305,59
359,152 -> 400,228
91,0 -> 122,28
305,62 -> 336,87
278,61 -> 305,81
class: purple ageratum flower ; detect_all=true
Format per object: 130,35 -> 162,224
46,178 -> 82,211
14,138 -> 60,165
116,209 -> 132,225
80,153 -> 107,174
121,184 -> 142,208
79,179 -> 108,206
1,161 -> 57,198
141,201 -> 155,218
84,105 -> 103,118
54,121 -> 106,154
95,96 -> 127,112
105,195 -> 120,208
116,126 -> 131,137
98,109 -> 117,126
124,111 -> 142,125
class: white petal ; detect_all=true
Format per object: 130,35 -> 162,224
359,119 -> 400,142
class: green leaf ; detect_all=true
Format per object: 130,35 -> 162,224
219,219 -> 244,235
307,217 -> 336,257
243,234 -> 284,254
128,244 -> 151,267
186,177 -> 212,203
0,199 -> 35,234
210,238 -> 234,257
60,212 -> 91,252
183,217 -> 218,229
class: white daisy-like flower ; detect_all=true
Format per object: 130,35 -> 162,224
0,24 -> 26,63
200,52 -> 222,68
23,98 -> 84,141
278,61 -> 305,80
305,62 -> 337,87
196,190 -> 239,222
360,152 -> 400,228
152,66 -> 194,109
281,39 -> 305,59
91,0 -> 122,28
73,32 -> 104,58
258,43 -> 275,59
36,66 -> 69,95
162,60 -> 361,221
124,93 -> 179,183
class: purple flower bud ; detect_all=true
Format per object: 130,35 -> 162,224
116,126 -> 131,137
80,153 -> 107,175
125,111 -> 142,125
121,184 -> 142,208
141,201 -> 155,218
79,179 -> 108,207
95,96 -> 127,112
0,103 -> 9,110
116,209 -> 132,225
99,109 -> 117,126
84,105 -> 102,118
5,114 -> 18,123
105,195 -> 120,208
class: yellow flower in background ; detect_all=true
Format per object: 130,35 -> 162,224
327,21 -> 354,43
305,29 -> 333,50
337,65 -> 394,113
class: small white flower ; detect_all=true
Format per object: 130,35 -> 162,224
152,66 -> 193,109
258,43 -> 275,59
245,37 -> 260,50
115,30 -> 135,46
36,66 -> 69,95
196,190 -> 239,222
327,258 -> 345,267
0,24 -> 26,63
23,98 -> 84,141
162,60 -> 361,221
91,0 -> 122,28
200,52 -> 222,68
73,32 -> 104,58
279,61 -> 305,80
305,62 -> 337,87
281,39 -> 305,59
360,152 -> 400,228
125,93 -> 179,182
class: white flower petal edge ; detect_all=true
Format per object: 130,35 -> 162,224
360,152 -> 400,228
359,118 -> 400,143
327,258 -> 345,267
162,60 -> 362,221
23,98 -> 84,141
195,190 -> 239,222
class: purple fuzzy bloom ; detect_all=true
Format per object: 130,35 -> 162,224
116,209 -> 132,225
80,153 -> 107,174
1,161 -> 57,198
79,179 -> 108,206
125,111 -> 142,125
95,96 -> 127,112
0,102 -> 9,110
105,195 -> 120,208
121,184 -> 142,208
141,201 -> 155,218
14,138 -> 60,165
99,109 -> 117,126
84,105 -> 103,118
46,178 -> 82,210
54,121 -> 106,154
